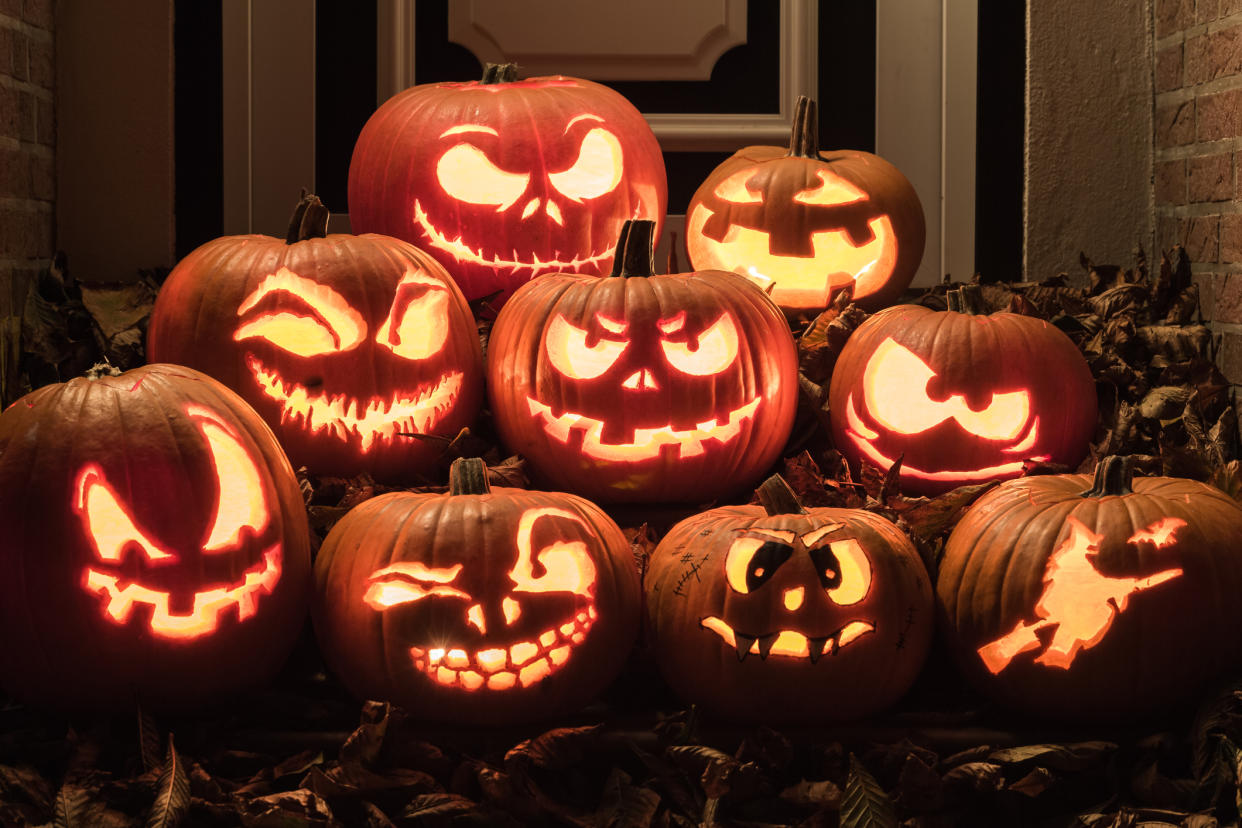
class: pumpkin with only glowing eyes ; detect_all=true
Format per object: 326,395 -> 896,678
147,194 -> 483,481
937,456 -> 1242,721
686,96 -> 925,315
827,285 -> 1098,496
645,475 -> 933,723
348,63 -> 667,306
0,364 -> 310,712
487,219 -> 798,504
312,457 -> 641,724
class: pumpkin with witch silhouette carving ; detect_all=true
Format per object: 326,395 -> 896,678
487,219 -> 798,504
0,364 -> 311,712
312,457 -> 641,724
645,475 -> 933,723
147,193 -> 483,482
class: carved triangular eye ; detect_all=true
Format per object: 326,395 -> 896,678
74,465 -> 177,564
185,404 -> 271,553
659,313 -> 739,376
545,313 -> 629,379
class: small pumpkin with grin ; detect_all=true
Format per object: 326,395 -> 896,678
487,219 -> 798,504
644,475 -> 933,723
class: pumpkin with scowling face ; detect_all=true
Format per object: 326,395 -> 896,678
938,456 -> 1242,720
348,63 -> 667,306
0,364 -> 310,712
828,285 -> 1098,496
686,96 -> 925,315
312,457 -> 641,724
487,220 -> 799,504
147,194 -> 483,481
645,475 -> 933,723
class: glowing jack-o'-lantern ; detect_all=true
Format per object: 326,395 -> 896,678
645,475 -> 932,723
487,220 -> 799,504
686,96 -> 925,315
148,194 -> 483,481
348,63 -> 667,306
0,364 -> 310,712
312,457 -> 641,724
827,285 -> 1097,496
938,456 -> 1242,721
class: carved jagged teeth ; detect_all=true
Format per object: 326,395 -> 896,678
808,636 -> 830,664
829,637 -> 840,657
734,633 -> 756,662
756,633 -> 779,660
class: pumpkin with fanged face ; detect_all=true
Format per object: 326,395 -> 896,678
686,96 -> 925,315
938,456 -> 1242,721
827,285 -> 1097,496
0,364 -> 310,712
487,220 -> 799,504
645,475 -> 933,723
312,457 -> 641,724
147,194 -> 483,482
348,63 -> 667,306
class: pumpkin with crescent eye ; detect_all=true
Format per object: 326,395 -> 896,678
0,364 -> 310,712
645,475 -> 933,723
147,193 -> 484,482
312,457 -> 641,725
686,96 -> 925,315
348,63 -> 668,306
487,219 -> 799,504
827,285 -> 1098,496
938,456 -> 1242,721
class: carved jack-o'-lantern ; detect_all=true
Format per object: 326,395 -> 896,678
686,97 -> 925,315
645,475 -> 932,723
348,63 -> 668,306
0,364 -> 310,712
312,457 -> 641,724
827,285 -> 1098,496
938,456 -> 1242,720
487,220 -> 799,504
148,194 -> 483,481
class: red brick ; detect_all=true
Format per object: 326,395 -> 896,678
1200,0 -> 1220,22
1158,215 -> 1183,254
34,94 -> 49,145
1219,330 -> 1242,384
1189,152 -> 1234,201
1157,45 -> 1183,92
1186,215 -> 1221,262
0,27 -> 10,77
1224,214 -> 1242,262
0,84 -> 17,139
21,0 -> 51,31
1186,24 -> 1242,83
27,37 -> 49,88
1198,88 -> 1242,141
1157,100 -> 1196,147
0,0 -> 19,18
1217,273 -> 1242,321
16,88 -> 32,142
6,28 -> 26,82
0,146 -> 28,197
1157,0 -> 1196,36
1156,158 -> 1188,205
1225,0 -> 1242,14
30,152 -> 50,200
1194,271 -> 1218,320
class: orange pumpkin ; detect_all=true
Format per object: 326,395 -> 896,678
686,96 -> 925,315
147,194 -> 483,481
0,364 -> 310,711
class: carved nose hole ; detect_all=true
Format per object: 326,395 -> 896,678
502,597 -> 522,626
622,369 -> 659,390
545,200 -> 564,226
466,603 -> 487,633
783,587 -> 805,611
521,198 -> 541,220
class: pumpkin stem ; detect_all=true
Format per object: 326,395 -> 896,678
787,95 -> 820,159
480,63 -> 519,84
946,284 -> 987,315
448,457 -> 492,495
285,191 -> 329,244
609,219 -> 656,278
84,362 -> 122,380
1081,455 -> 1134,498
756,474 -> 808,516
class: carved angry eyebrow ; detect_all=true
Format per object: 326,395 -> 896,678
745,528 -> 796,543
440,124 -> 499,139
564,113 -> 604,132
800,523 -> 845,546
367,562 -> 463,583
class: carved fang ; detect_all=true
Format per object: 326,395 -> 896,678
808,636 -> 830,664
734,633 -> 756,662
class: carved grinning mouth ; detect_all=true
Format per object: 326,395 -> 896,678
84,546 -> 282,640
700,615 -> 875,663
246,355 -> 462,453
410,605 -> 596,690
413,199 -> 618,273
526,396 -> 761,462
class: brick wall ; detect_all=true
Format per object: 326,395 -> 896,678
0,0 -> 53,300
1155,0 -> 1242,380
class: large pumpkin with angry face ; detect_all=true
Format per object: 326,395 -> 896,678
487,220 -> 799,504
147,194 -> 483,482
645,475 -> 933,723
686,96 -> 925,315
348,63 -> 667,306
827,285 -> 1098,496
312,457 -> 641,724
938,456 -> 1242,720
0,364 -> 311,712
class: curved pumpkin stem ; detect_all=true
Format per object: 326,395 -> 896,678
84,362 -> 122,380
1081,455 -> 1134,498
610,219 -> 656,278
787,95 -> 820,160
448,457 -> 492,495
946,284 -> 987,315
756,474 -> 808,516
285,191 -> 329,244
480,62 -> 519,84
